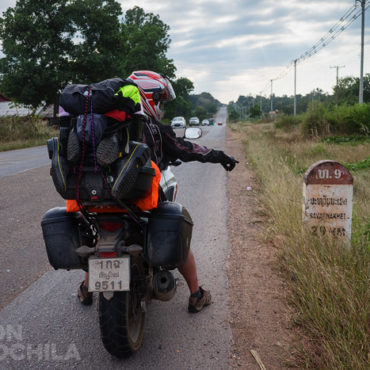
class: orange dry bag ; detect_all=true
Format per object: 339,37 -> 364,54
66,161 -> 161,213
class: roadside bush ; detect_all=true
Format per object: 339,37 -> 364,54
301,102 -> 370,138
323,105 -> 350,134
301,102 -> 329,137
324,104 -> 370,135
344,103 -> 370,135
275,114 -> 302,131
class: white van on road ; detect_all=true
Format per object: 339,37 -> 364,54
171,116 -> 186,128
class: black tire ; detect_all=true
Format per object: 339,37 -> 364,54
98,260 -> 146,358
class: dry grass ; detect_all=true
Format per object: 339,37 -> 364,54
0,116 -> 57,151
231,121 -> 370,369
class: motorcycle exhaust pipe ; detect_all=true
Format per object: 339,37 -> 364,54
152,271 -> 176,301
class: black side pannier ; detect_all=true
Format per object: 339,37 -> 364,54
41,207 -> 85,270
146,202 -> 193,268
59,78 -> 140,116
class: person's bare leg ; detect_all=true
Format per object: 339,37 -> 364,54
177,249 -> 199,294
77,271 -> 92,305
84,271 -> 88,287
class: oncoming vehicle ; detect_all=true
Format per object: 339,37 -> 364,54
171,116 -> 186,128
218,121 -> 223,126
201,119 -> 209,126
189,117 -> 200,126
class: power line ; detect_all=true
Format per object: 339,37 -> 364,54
261,2 -> 369,95
296,4 -> 359,63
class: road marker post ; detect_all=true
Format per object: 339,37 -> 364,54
303,160 -> 353,246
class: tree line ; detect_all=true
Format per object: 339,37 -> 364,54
0,0 -> 217,120
228,73 -> 370,122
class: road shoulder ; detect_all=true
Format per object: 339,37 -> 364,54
226,126 -> 296,369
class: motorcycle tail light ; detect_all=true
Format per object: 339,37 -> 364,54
99,252 -> 117,258
99,221 -> 122,232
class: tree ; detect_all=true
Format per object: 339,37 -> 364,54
172,77 -> 194,98
194,106 -> 207,121
227,103 -> 239,122
249,103 -> 261,118
334,74 -> 370,105
0,0 -> 123,114
189,92 -> 220,119
121,6 -> 176,78
163,77 -> 194,119
71,0 -> 124,82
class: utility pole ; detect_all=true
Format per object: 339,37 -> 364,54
356,0 -> 366,103
270,79 -> 274,111
330,65 -> 345,86
330,65 -> 345,104
293,59 -> 297,116
259,93 -> 262,112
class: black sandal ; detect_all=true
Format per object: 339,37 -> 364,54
77,281 -> 93,306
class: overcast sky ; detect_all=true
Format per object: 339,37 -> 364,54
1,0 -> 369,103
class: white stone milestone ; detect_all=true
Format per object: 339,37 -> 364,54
303,160 -> 353,246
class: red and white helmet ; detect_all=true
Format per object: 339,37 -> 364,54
128,70 -> 176,120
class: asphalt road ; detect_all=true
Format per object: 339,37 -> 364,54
0,107 -> 231,369
0,146 -> 50,179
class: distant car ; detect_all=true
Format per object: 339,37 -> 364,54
208,118 -> 214,126
171,116 -> 186,128
218,121 -> 223,125
189,117 -> 200,126
201,119 -> 209,126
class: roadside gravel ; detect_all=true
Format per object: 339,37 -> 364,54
226,127 -> 297,369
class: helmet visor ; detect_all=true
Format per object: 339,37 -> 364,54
162,78 -> 176,102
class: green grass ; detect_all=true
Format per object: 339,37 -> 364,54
230,121 -> 370,369
344,156 -> 370,171
320,135 -> 370,145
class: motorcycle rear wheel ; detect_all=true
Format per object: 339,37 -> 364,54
98,259 -> 146,358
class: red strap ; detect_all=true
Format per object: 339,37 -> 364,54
104,110 -> 128,122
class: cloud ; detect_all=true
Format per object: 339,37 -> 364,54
1,0 -> 368,103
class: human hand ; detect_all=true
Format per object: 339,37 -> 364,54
221,154 -> 238,171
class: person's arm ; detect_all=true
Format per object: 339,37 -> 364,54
160,124 -> 238,171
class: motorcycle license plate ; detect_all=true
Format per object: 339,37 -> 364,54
88,257 -> 130,292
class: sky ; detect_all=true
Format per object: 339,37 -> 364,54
1,0 -> 369,104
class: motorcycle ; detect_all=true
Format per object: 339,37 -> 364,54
41,161 -> 193,358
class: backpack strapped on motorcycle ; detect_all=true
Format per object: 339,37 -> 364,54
48,80 -> 156,207
59,78 -> 141,116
